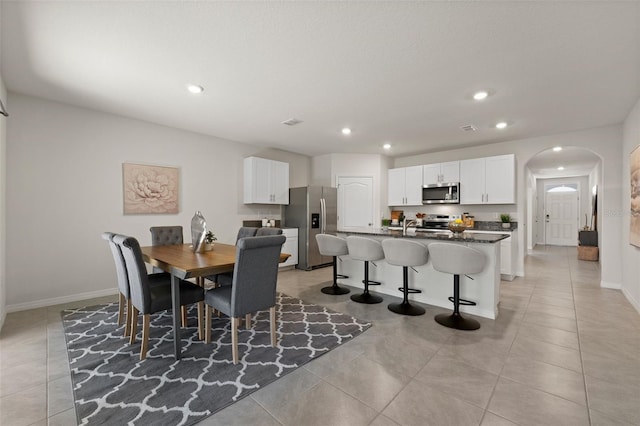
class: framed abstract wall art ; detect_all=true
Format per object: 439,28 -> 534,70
631,145 -> 640,247
123,163 -> 179,214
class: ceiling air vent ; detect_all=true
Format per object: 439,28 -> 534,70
460,124 -> 477,132
281,118 -> 303,126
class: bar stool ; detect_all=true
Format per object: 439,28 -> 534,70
381,239 -> 428,316
346,236 -> 384,304
429,242 -> 485,330
315,234 -> 350,295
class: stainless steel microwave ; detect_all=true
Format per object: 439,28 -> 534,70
422,183 -> 460,204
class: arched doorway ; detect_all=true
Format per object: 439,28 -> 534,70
526,146 -> 602,250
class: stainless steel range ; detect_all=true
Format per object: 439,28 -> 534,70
418,215 -> 454,230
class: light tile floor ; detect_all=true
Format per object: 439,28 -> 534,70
1,246 -> 639,425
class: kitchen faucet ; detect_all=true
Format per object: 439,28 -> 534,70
403,218 -> 417,236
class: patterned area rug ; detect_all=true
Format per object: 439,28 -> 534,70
62,293 -> 370,426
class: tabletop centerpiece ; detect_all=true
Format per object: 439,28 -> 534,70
204,230 -> 217,251
448,218 -> 467,234
501,213 -> 512,229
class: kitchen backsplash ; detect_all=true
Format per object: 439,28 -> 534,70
394,205 -> 518,222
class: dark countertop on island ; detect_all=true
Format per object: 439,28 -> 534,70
337,228 -> 510,243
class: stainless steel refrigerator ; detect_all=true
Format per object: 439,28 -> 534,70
284,186 -> 337,270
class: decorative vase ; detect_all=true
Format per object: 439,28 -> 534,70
502,222 -> 511,229
191,211 -> 207,253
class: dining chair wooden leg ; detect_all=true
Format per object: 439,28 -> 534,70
140,314 -> 150,360
122,298 -> 129,337
245,313 -> 251,329
270,306 -> 277,347
181,306 -> 188,327
125,300 -> 133,337
129,307 -> 139,345
204,305 -> 212,344
197,301 -> 204,340
117,292 -> 126,326
231,317 -> 239,364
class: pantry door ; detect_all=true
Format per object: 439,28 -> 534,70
337,176 -> 374,230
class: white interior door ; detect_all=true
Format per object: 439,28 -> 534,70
337,176 -> 374,229
545,190 -> 578,246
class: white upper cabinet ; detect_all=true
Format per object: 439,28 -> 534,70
460,154 -> 515,205
243,157 -> 290,204
423,161 -> 460,185
388,166 -> 423,206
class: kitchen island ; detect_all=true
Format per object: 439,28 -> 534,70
336,228 -> 510,319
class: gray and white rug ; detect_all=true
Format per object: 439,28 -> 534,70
62,293 -> 371,425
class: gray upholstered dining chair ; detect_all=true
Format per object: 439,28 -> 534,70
256,227 -> 283,236
149,226 -> 183,273
206,226 -> 261,287
115,234 -> 205,360
204,234 -> 286,364
149,226 -> 190,326
102,232 -> 132,336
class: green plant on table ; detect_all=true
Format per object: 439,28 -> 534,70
204,230 -> 217,244
500,214 -> 511,223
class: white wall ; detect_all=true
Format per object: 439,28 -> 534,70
622,96 -> 640,312
394,126 -> 623,289
5,93 -> 311,310
0,75 -> 7,328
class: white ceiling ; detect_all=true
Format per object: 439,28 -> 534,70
1,1 -> 639,159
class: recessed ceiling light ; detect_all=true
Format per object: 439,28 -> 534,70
495,122 -> 508,129
187,84 -> 204,94
341,127 -> 352,135
383,143 -> 391,150
553,146 -> 563,152
557,166 -> 565,171
473,91 -> 489,101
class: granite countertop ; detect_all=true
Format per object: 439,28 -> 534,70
473,221 -> 518,231
337,228 -> 510,243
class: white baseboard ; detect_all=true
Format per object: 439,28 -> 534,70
6,288 -> 118,313
600,280 -> 622,290
622,287 -> 640,314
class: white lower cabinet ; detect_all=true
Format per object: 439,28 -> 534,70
470,230 -> 517,281
280,228 -> 298,268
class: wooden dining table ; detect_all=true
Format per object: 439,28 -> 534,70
141,242 -> 290,360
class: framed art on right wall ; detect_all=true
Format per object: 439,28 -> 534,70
631,144 -> 640,247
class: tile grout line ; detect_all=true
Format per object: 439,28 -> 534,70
567,246 -> 592,426
480,268 -> 535,426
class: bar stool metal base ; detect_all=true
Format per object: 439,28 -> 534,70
321,255 -> 350,295
321,285 -> 350,295
387,266 -> 425,315
388,301 -> 425,316
351,292 -> 383,304
435,312 -> 480,330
